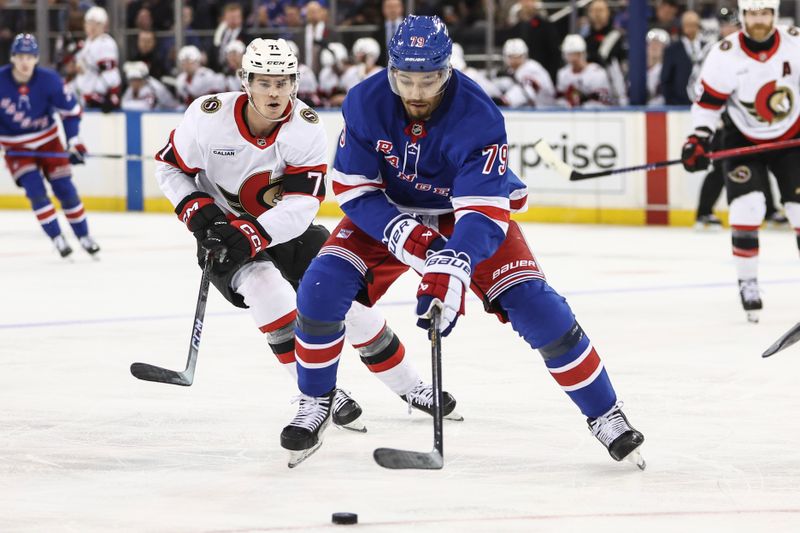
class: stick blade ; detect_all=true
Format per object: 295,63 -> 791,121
130,362 -> 193,386
373,447 -> 443,470
533,138 -> 576,180
762,322 -> 800,358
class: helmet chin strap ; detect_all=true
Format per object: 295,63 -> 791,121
243,78 -> 297,123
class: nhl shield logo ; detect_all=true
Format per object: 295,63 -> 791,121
257,138 -> 267,147
411,123 -> 423,137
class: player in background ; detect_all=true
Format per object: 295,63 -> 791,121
556,34 -> 614,108
74,7 -> 121,112
339,37 -> 383,94
0,34 -> 100,258
286,40 -> 321,107
222,40 -> 246,92
281,16 -> 645,469
318,42 -> 349,107
154,38 -> 459,464
682,0 -> 800,322
449,43 -> 504,104
175,45 -> 225,107
494,38 -> 556,108
646,29 -> 669,106
121,61 -> 180,111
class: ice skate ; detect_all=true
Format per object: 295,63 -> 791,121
694,214 -> 723,231
52,235 -> 73,258
588,402 -> 646,470
738,278 -> 762,323
79,235 -> 101,256
765,212 -> 789,229
332,388 -> 366,433
400,380 -> 463,421
281,390 -> 334,468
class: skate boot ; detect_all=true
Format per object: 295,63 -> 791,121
694,214 -> 723,231
765,211 -> 789,229
588,402 -> 646,470
52,235 -> 73,258
280,390 -> 334,468
79,235 -> 100,256
400,380 -> 463,421
738,278 -> 762,323
332,388 -> 366,433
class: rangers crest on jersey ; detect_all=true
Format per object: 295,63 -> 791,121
217,171 -> 283,216
741,81 -> 794,124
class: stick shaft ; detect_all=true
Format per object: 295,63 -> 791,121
431,307 -> 444,456
4,150 -> 145,160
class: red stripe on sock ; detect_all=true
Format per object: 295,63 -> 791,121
366,343 -> 405,373
65,207 -> 85,220
296,338 -> 344,364
351,323 -> 387,349
36,208 -> 56,221
259,310 -> 297,333
549,348 -> 601,388
275,351 -> 295,364
733,247 -> 759,258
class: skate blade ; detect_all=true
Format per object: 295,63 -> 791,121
693,223 -> 723,232
287,440 -> 324,468
626,447 -> 646,471
746,310 -> 761,324
444,410 -> 464,422
335,419 -> 367,433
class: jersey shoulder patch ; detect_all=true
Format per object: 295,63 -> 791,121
788,26 -> 800,37
299,107 -> 319,124
200,96 -> 222,113
720,40 -> 733,51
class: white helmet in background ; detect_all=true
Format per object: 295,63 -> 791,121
320,42 -> 348,69
285,40 -> 301,60
352,37 -> 381,63
561,34 -> 587,55
646,28 -> 670,45
450,42 -> 466,71
178,45 -> 202,64
503,38 -> 529,59
225,39 -> 246,56
240,38 -> 299,122
85,6 -> 108,24
738,0 -> 779,24
123,61 -> 149,80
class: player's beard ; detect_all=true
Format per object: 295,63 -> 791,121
746,22 -> 774,41
402,93 -> 444,121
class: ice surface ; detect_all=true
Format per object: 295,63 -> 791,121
1,211 -> 799,532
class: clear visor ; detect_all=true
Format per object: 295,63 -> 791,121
388,67 -> 451,100
244,73 -> 298,97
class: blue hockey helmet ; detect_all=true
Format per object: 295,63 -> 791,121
388,15 -> 452,72
11,33 -> 40,57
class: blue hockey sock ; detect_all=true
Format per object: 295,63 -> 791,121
18,171 -> 61,239
499,280 -> 617,418
50,177 -> 88,237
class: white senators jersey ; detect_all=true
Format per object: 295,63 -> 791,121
155,92 -> 328,246
175,67 -> 225,107
503,59 -> 556,107
692,27 -> 800,142
339,65 -> 383,92
121,77 -> 179,111
75,34 -> 121,104
556,62 -> 612,108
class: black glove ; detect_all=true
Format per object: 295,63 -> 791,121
202,215 -> 271,269
175,192 -> 228,235
681,127 -> 712,172
67,138 -> 87,165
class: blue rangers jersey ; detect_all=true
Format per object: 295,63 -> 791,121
331,69 -> 528,265
0,65 -> 82,149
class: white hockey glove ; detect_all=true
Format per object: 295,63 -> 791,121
383,214 -> 445,273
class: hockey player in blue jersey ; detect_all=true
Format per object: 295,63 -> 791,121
280,16 -> 646,468
1,34 -> 100,258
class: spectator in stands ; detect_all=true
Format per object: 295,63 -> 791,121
651,0 -> 681,38
75,7 -> 121,112
121,61 -> 180,111
495,38 -> 555,107
213,3 -> 249,71
135,7 -> 155,32
375,0 -> 404,66
175,44 -> 225,107
556,34 -> 613,108
646,28 -> 669,106
132,30 -> 168,81
126,0 -> 173,31
660,10 -> 703,106
304,1 -> 331,75
253,0 -> 289,27
503,0 -> 561,82
584,0 -> 626,67
276,4 -> 304,41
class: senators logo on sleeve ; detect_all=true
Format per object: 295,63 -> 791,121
299,108 -> 319,124
201,96 -> 222,113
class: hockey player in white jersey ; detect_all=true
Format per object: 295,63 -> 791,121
74,7 -> 121,112
286,40 -> 321,107
121,61 -> 180,111
222,40 -> 246,92
318,42 -> 348,107
494,38 -> 556,108
175,45 -> 225,107
449,42 -> 504,103
556,34 -> 614,108
339,37 -> 383,93
682,0 -> 800,322
646,29 -> 669,106
154,38 -> 459,466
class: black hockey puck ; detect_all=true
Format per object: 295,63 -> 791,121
332,512 -> 358,525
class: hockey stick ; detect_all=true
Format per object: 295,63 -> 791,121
3,150 -> 147,160
129,254 -> 215,386
374,306 -> 444,470
533,137 -> 800,181
762,322 -> 800,358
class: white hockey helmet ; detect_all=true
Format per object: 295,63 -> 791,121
561,34 -> 587,55
178,45 -> 202,64
123,61 -> 149,80
646,28 -> 670,45
85,6 -> 108,24
241,38 -> 298,76
502,38 -> 529,59
352,37 -> 381,62
320,42 -> 348,68
738,0 -> 779,24
450,42 -> 466,71
285,40 -> 301,59
225,39 -> 246,56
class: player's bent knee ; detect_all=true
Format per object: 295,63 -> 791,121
297,255 -> 363,321
499,280 -> 578,351
17,172 -> 47,199
729,191 -> 766,227
49,177 -> 78,200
